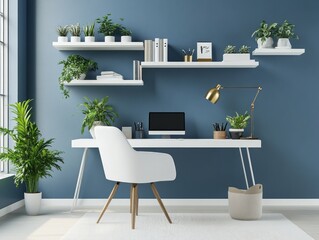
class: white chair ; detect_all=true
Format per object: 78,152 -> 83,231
95,126 -> 176,229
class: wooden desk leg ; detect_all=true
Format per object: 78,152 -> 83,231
246,148 -> 256,186
239,148 -> 249,189
71,147 -> 89,212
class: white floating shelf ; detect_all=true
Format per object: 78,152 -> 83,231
252,48 -> 305,56
141,61 -> 259,68
52,42 -> 144,51
64,79 -> 144,86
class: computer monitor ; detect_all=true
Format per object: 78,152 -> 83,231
148,112 -> 185,137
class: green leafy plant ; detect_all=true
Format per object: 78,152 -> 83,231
80,96 -> 119,134
213,122 -> 228,131
57,25 -> 69,36
0,100 -> 64,193
69,23 -> 81,37
83,23 -> 95,37
120,26 -> 132,36
239,45 -> 250,54
96,13 -> 118,36
275,20 -> 298,39
226,111 -> 250,129
58,55 -> 98,98
224,45 -> 236,54
251,20 -> 277,43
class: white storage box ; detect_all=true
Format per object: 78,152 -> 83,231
228,184 -> 263,220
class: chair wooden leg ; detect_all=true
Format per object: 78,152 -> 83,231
150,183 -> 172,224
135,185 -> 139,216
131,184 -> 137,229
130,184 -> 133,213
96,182 -> 120,224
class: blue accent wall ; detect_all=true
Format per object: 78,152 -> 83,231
27,0 -> 319,199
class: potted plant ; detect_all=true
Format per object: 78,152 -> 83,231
213,122 -> 228,139
96,14 -> 117,42
69,23 -> 81,42
56,25 -> 69,42
83,23 -> 95,42
223,45 -> 251,62
120,26 -> 132,42
0,100 -> 63,215
226,111 -> 250,139
80,96 -> 119,138
275,20 -> 298,49
251,20 -> 277,48
58,54 -> 98,98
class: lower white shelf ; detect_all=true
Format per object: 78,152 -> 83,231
252,48 -> 305,56
64,79 -> 144,86
141,61 -> 259,68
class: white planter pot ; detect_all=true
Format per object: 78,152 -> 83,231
223,53 -> 250,62
121,36 -> 132,42
24,192 -> 42,216
257,37 -> 274,48
70,36 -> 81,42
276,38 -> 292,49
89,121 -> 105,138
57,36 -> 68,43
85,36 -> 95,42
105,36 -> 115,42
73,73 -> 86,80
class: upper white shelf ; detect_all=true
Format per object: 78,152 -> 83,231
252,48 -> 305,56
141,61 -> 259,68
64,79 -> 144,86
52,42 -> 144,51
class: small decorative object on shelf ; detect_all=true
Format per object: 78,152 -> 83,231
223,45 -> 251,62
226,111 -> 250,139
57,25 -> 69,42
80,96 -> 119,138
58,54 -> 98,98
96,13 -> 117,42
197,41 -> 212,61
83,23 -> 95,42
251,20 -> 277,49
134,121 -> 144,139
119,18 -> 132,42
69,23 -> 81,42
213,122 -> 228,139
275,20 -> 298,49
182,48 -> 194,62
96,71 -> 123,80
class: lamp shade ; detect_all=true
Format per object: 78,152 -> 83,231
205,84 -> 222,104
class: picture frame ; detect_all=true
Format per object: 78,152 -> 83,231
197,42 -> 212,61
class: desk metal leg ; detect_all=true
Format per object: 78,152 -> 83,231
239,148 -> 249,189
71,147 -> 89,211
246,148 -> 256,186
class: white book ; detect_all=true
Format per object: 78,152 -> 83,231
159,39 -> 163,62
154,38 -> 160,62
101,71 -> 117,75
163,38 -> 168,62
97,75 -> 123,80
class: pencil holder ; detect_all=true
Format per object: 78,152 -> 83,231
184,55 -> 192,62
214,131 -> 226,139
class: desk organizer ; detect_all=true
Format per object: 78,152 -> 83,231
228,184 -> 263,220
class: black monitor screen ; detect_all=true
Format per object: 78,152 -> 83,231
149,112 -> 185,131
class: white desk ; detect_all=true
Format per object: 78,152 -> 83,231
71,138 -> 261,210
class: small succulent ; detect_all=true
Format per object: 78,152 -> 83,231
239,45 -> 250,54
83,23 -> 95,37
213,122 -> 228,131
224,45 -> 236,54
57,25 -> 69,37
275,20 -> 298,39
69,23 -> 81,37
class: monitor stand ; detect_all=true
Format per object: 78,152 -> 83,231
161,135 -> 171,139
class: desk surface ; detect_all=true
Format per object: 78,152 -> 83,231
72,138 -> 261,148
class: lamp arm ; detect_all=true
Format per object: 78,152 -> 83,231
250,87 -> 262,108
249,87 -> 262,138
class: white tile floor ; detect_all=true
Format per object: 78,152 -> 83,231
0,205 -> 319,240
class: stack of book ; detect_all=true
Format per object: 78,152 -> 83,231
144,38 -> 168,62
133,60 -> 142,80
96,71 -> 124,81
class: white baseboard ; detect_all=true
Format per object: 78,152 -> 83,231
41,198 -> 319,208
0,200 -> 24,218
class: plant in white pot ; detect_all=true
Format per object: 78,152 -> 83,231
96,14 -> 117,42
0,100 -> 64,215
58,54 -> 98,98
251,20 -> 277,48
275,20 -> 298,49
80,96 -> 119,138
56,25 -> 69,42
69,23 -> 81,42
223,45 -> 251,62
120,26 -> 132,42
83,23 -> 95,42
226,111 -> 250,139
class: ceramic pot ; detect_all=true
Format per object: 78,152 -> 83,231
229,128 -> 244,139
105,36 -> 115,42
85,36 -> 95,42
24,192 -> 42,215
70,36 -> 81,42
257,37 -> 274,48
223,53 -> 250,62
121,36 -> 132,42
276,38 -> 292,49
57,36 -> 68,42
214,131 -> 226,139
90,121 -> 105,138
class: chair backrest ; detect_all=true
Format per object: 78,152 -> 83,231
95,126 -> 136,182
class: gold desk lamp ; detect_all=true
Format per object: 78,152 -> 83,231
205,84 -> 262,139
